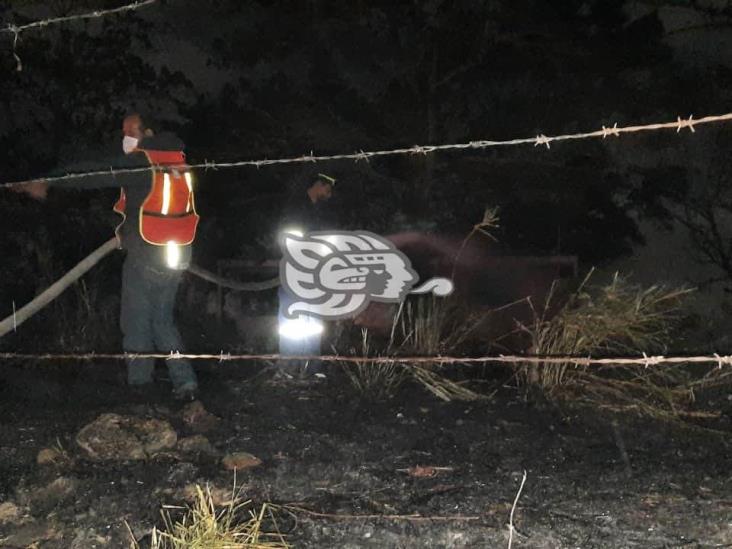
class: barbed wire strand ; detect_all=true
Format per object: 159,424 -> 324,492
0,112 -> 726,189
1,351 -> 732,368
1,0 -> 158,71
1,0 -> 157,34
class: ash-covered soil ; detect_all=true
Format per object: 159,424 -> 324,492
0,362 -> 730,548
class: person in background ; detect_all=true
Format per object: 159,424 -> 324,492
275,171 -> 336,380
12,113 -> 200,400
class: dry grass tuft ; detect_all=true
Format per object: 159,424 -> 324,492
341,327 -> 408,400
342,297 -> 486,401
130,484 -> 288,549
516,270 -> 692,391
513,270 -> 712,425
398,295 -> 486,401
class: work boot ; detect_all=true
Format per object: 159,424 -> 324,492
173,381 -> 199,402
301,359 -> 325,377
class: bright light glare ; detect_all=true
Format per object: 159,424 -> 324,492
283,227 -> 304,238
166,241 -> 180,269
279,316 -> 324,340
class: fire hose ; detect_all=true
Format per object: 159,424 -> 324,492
0,238 -> 280,339
186,264 -> 279,292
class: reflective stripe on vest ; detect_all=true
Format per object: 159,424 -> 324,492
112,149 -> 200,246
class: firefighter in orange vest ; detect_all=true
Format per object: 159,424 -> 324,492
13,114 -> 199,400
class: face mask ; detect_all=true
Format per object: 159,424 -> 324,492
122,135 -> 139,154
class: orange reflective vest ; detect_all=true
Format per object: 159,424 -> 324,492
113,149 -> 200,246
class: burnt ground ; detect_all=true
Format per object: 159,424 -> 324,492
0,360 -> 731,549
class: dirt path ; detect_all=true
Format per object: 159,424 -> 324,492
0,362 -> 730,548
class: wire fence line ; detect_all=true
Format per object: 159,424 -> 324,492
0,111 -> 728,190
2,351 -> 732,369
0,0 -> 157,35
1,0 -> 158,71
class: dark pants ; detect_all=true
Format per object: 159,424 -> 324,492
120,253 -> 197,391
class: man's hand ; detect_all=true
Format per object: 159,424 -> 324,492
9,180 -> 49,200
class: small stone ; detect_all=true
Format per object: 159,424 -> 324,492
37,447 -> 66,466
167,462 -> 198,485
178,435 -> 218,457
24,476 -> 78,512
70,528 -> 110,549
125,521 -> 154,545
181,401 -> 221,433
222,452 -> 262,471
0,501 -> 21,524
182,484 -> 240,506
2,520 -> 59,546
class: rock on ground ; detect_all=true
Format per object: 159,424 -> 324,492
75,413 -> 177,460
222,451 -> 262,470
0,501 -> 21,525
177,434 -> 218,457
181,400 -> 221,433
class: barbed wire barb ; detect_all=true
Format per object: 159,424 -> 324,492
677,114 -> 696,133
602,123 -> 620,138
9,24 -> 22,71
534,134 -> 551,149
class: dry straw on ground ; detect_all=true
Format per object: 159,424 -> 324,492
340,326 -> 408,400
129,484 -> 288,549
514,270 -> 707,424
342,297 -> 486,401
